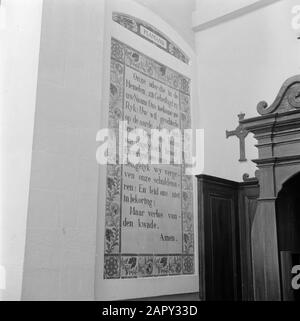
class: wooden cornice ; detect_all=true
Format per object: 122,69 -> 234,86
253,155 -> 300,166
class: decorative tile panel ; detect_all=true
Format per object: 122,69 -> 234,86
103,38 -> 194,279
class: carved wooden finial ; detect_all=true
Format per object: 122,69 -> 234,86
238,113 -> 245,121
243,173 -> 259,183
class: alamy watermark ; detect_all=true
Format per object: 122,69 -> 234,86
96,122 -> 204,175
292,265 -> 300,290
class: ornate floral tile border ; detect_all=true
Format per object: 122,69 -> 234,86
104,254 -> 194,279
104,38 -> 194,279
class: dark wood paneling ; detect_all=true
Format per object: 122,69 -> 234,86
198,175 -> 240,301
209,195 -> 237,300
197,175 -> 259,301
276,173 -> 300,301
277,174 -> 300,252
238,182 -> 259,300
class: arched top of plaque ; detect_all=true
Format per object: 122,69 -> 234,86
257,75 -> 300,115
112,12 -> 190,65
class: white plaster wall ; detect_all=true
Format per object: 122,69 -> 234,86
134,0 -> 196,48
21,0 -> 105,300
0,0 -> 43,301
195,0 -> 300,181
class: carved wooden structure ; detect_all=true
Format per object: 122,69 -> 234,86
197,175 -> 259,301
241,75 -> 300,300
226,113 -> 249,162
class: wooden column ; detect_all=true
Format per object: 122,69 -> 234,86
241,75 -> 300,300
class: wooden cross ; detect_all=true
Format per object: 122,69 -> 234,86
226,113 -> 249,162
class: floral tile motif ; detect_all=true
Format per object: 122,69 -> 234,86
153,256 -> 169,276
113,13 -> 138,33
180,78 -> 190,95
121,255 -> 138,278
138,256 -> 154,277
111,38 -> 124,63
180,92 -> 190,114
183,233 -> 194,254
109,59 -> 124,129
183,255 -> 194,275
169,256 -> 182,275
123,45 -> 190,95
105,165 -> 121,255
107,164 -> 121,178
104,255 -> 120,279
182,190 -> 193,213
182,175 -> 193,191
105,224 -> 120,254
180,93 -> 191,122
183,211 -> 194,233
181,112 -> 191,131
